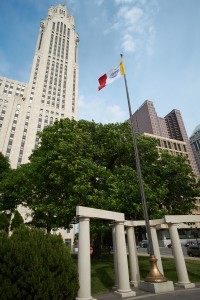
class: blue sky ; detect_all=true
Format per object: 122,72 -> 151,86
0,0 -> 199,136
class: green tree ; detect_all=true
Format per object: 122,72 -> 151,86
0,212 -> 9,233
0,119 -> 199,235
24,119 -> 162,232
0,152 -> 18,227
0,165 -> 29,224
10,211 -> 24,231
0,152 -> 10,179
0,226 -> 79,300
151,152 -> 198,216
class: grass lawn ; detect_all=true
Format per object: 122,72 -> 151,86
85,254 -> 200,295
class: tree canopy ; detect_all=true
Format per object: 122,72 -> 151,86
0,119 -> 199,232
0,152 -> 10,179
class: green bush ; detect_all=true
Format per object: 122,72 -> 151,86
0,226 -> 79,300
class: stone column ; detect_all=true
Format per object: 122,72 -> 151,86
126,226 -> 140,287
150,226 -> 164,275
111,224 -> 119,290
114,221 -> 136,298
168,223 -> 194,288
76,217 -> 95,300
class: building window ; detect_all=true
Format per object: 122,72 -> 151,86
56,22 -> 60,32
65,239 -> 71,247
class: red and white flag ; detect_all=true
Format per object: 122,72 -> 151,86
98,61 -> 125,91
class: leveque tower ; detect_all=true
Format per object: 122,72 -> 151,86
0,5 -> 79,168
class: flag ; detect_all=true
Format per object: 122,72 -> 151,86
98,60 -> 125,91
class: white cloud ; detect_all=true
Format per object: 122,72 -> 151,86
78,94 -> 126,124
104,21 -> 120,35
106,104 -> 126,122
118,6 -> 143,26
115,0 -> 147,5
146,26 -> 155,56
121,34 -> 137,53
115,0 -> 137,4
112,0 -> 158,55
78,94 -> 86,107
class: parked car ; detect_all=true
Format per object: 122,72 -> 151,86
138,240 -> 149,248
185,241 -> 196,247
187,244 -> 200,257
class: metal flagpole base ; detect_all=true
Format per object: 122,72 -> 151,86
139,255 -> 174,294
145,255 -> 167,283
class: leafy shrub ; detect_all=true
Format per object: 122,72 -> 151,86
0,226 -> 79,300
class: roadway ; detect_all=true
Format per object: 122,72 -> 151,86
137,244 -> 190,258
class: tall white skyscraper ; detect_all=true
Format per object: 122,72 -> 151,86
0,4 -> 79,168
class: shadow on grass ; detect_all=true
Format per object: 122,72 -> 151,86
90,255 -> 115,295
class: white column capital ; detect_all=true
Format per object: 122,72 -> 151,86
114,220 -> 125,225
168,223 -> 179,227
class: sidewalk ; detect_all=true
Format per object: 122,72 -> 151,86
96,284 -> 200,300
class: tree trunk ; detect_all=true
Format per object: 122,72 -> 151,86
92,232 -> 102,258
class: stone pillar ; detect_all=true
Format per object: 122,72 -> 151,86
111,225 -> 119,290
76,217 -> 95,300
150,226 -> 164,275
168,223 -> 195,288
114,221 -> 136,298
126,226 -> 140,287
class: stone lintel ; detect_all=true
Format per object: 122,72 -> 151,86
165,215 -> 200,223
124,218 -> 164,227
76,206 -> 124,221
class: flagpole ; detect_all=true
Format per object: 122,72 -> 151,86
120,54 -> 167,282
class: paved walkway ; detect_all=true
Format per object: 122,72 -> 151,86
96,287 -> 200,300
96,284 -> 200,300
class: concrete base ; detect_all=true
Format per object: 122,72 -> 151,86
174,282 -> 195,289
139,281 -> 174,294
114,290 -> 136,298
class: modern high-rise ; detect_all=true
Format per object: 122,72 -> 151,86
131,100 -> 199,177
0,4 -> 79,168
190,124 -> 200,174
